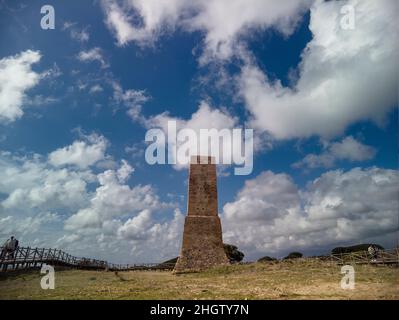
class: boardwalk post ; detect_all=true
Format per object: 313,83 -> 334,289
24,247 -> 30,269
12,246 -> 19,270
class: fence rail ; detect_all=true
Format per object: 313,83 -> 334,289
330,248 -> 399,265
0,246 -> 175,272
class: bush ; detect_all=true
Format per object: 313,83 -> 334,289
257,256 -> 277,263
283,252 -> 303,260
223,244 -> 244,263
331,244 -> 384,255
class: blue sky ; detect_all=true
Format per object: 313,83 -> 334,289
0,0 -> 398,263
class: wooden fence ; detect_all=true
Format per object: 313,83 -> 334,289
330,248 -> 399,265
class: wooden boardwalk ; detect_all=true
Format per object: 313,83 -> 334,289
0,246 -> 175,272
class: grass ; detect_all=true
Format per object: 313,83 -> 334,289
0,260 -> 397,300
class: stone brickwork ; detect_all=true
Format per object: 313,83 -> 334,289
174,156 -> 229,273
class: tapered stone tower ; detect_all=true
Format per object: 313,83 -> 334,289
174,156 -> 229,273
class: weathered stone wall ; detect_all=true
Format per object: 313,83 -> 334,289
187,156 -> 218,217
174,156 -> 229,273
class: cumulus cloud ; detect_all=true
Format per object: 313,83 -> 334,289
145,100 -> 237,131
100,0 -> 310,61
143,100 -> 252,171
62,21 -> 90,43
101,0 -> 185,46
77,47 -> 108,68
0,212 -> 60,240
187,0 -> 310,63
222,167 -> 399,259
0,144 -> 181,263
89,84 -> 103,94
64,160 -> 161,230
293,136 -> 376,170
61,158 -> 182,262
0,50 -> 42,123
48,133 -> 108,169
111,81 -> 149,120
240,0 -> 398,139
0,151 -> 92,211
123,208 -> 185,261
100,0 -> 398,144
117,209 -> 152,240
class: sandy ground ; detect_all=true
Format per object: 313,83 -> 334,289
0,260 -> 397,300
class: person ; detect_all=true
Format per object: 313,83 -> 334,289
368,245 -> 378,262
1,238 -> 10,260
3,236 -> 19,259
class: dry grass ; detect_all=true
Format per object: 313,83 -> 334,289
0,260 -> 397,300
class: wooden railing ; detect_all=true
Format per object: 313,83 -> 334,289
330,248 -> 399,265
0,246 -> 175,272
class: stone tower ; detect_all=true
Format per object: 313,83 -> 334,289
174,156 -> 229,273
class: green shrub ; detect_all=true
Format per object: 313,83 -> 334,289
257,256 -> 277,263
223,244 -> 245,263
283,252 -> 303,260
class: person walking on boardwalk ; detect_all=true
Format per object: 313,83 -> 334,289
2,236 -> 19,259
0,238 -> 10,259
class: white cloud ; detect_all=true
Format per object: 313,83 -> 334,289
0,50 -> 42,123
60,159 -> 182,262
48,133 -> 108,169
101,0 -> 186,46
130,208 -> 185,261
71,29 -> 90,43
112,81 -> 149,120
293,136 -> 376,169
62,21 -> 90,43
64,160 -> 161,230
101,0 -> 138,46
0,212 -> 59,239
117,209 -> 152,240
89,84 -> 103,94
0,144 -> 181,263
100,0 -> 310,61
222,167 -> 399,259
144,100 -> 248,170
24,95 -> 59,107
240,0 -> 398,139
40,62 -> 62,80
187,0 -> 310,63
0,151 -> 92,211
116,159 -> 134,183
145,100 -> 237,132
328,136 -> 376,162
77,47 -> 108,68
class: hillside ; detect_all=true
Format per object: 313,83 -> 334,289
0,259 -> 397,300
